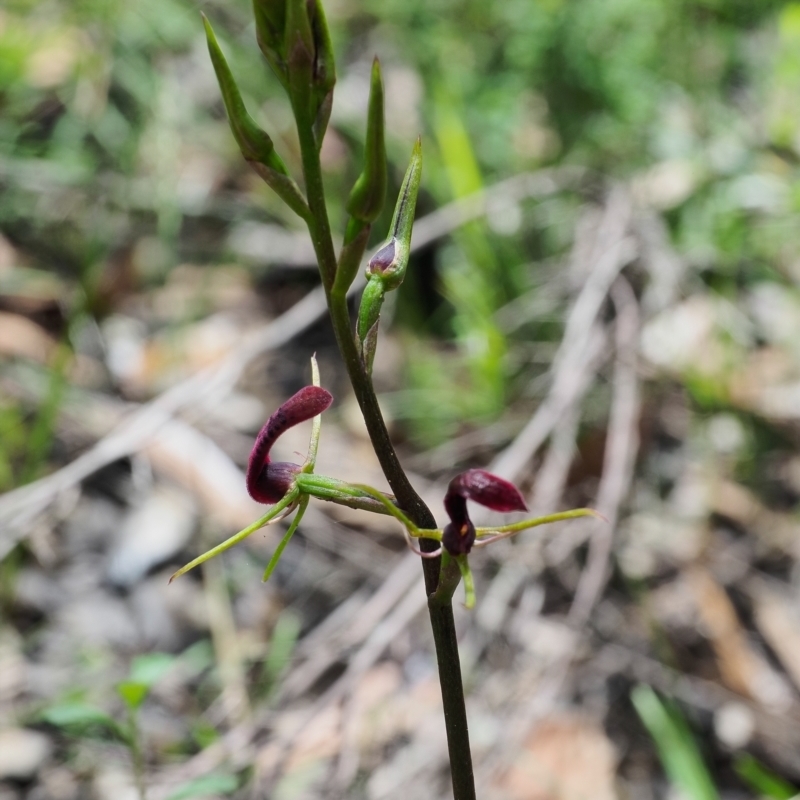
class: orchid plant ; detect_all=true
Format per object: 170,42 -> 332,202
171,356 -> 598,608
176,4 -> 599,797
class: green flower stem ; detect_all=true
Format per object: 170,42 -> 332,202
294,473 -> 397,515
263,494 -> 309,581
169,489 -> 299,582
332,219 -> 370,300
293,110 -> 476,800
293,101 -> 338,291
430,551 -> 463,607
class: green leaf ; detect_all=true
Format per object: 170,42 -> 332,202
165,772 -> 238,800
264,609 -> 301,688
39,702 -> 128,742
130,652 -> 176,687
734,754 -> 797,800
631,685 -> 719,800
116,681 -> 149,711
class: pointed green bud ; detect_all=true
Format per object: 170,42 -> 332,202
356,276 -> 385,373
204,15 -> 283,167
347,58 -> 387,223
253,0 -> 289,88
203,14 -> 310,220
365,137 -> 422,291
308,0 -> 336,144
284,0 -> 315,110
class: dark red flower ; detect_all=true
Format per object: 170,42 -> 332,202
442,469 -> 527,555
246,386 -> 333,504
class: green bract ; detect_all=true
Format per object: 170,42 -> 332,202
347,59 -> 387,224
203,15 -> 310,220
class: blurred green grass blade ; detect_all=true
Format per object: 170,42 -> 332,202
264,609 -> 301,691
166,773 -> 238,800
631,684 -> 719,800
20,343 -> 69,485
129,652 -> 176,687
39,702 -> 129,743
735,754 -> 798,799
116,681 -> 149,711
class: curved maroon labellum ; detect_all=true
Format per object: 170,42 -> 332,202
246,386 -> 333,504
442,469 -> 527,555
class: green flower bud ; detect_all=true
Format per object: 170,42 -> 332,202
203,14 -> 310,220
308,0 -> 336,143
253,0 -> 289,88
346,58 -> 387,224
204,15 -> 283,168
365,137 -> 422,291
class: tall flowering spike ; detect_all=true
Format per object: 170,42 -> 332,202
247,386 -> 333,504
442,469 -> 527,556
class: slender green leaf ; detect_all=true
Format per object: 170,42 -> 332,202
631,685 -> 719,800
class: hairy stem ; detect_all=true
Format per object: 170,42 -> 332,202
295,108 -> 476,800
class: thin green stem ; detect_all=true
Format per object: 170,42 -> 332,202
127,708 -> 146,800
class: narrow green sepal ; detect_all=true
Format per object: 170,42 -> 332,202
263,494 -> 309,581
455,555 -> 475,609
203,15 -> 310,220
303,354 -> 324,470
346,58 -> 387,223
365,138 -> 422,291
169,488 -> 300,582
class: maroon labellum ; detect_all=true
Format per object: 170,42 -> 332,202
246,386 -> 333,504
442,469 -> 527,555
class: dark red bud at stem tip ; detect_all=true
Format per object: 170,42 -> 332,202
246,386 -> 333,504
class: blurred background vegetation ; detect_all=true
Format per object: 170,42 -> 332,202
4,1 -> 800,798
4,0 -> 800,459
